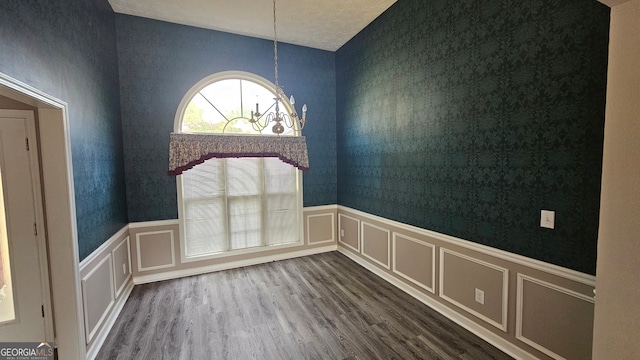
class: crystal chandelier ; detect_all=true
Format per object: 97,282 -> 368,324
250,0 -> 307,135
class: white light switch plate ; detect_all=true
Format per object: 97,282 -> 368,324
541,210 -> 555,229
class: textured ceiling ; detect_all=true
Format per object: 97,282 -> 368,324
108,0 -> 398,52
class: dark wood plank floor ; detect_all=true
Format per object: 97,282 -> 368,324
96,252 -> 513,360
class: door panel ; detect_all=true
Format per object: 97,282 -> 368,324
0,111 -> 48,341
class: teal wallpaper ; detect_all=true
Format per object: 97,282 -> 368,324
0,0 -> 129,260
116,15 -> 336,222
336,0 -> 609,274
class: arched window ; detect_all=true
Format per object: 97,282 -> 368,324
174,71 -> 303,260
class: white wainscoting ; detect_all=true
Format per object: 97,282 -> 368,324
392,233 -> 436,294
135,229 -> 176,272
336,205 -> 596,360
516,274 -> 595,360
307,212 -> 336,245
360,221 -> 391,269
79,226 -> 134,360
338,213 -> 360,252
439,248 -> 509,332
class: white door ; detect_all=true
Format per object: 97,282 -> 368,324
0,110 -> 52,342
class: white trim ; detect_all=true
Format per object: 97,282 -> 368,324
338,213 -> 360,253
135,230 -> 176,272
515,274 -> 594,360
392,232 -> 436,294
79,225 -> 129,270
303,204 -> 338,212
128,219 -> 178,229
439,248 -> 509,332
1,72 -> 87,358
81,255 -> 115,343
337,247 -> 539,360
111,236 -> 132,298
180,238 -> 304,263
306,212 -> 336,244
85,281 -> 134,360
338,205 -> 595,286
173,71 -> 298,133
133,244 -> 337,285
360,221 -> 391,269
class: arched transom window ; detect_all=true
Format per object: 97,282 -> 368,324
175,71 -> 303,260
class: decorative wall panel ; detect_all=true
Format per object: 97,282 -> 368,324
392,233 -> 435,293
81,255 -> 114,343
516,274 -> 595,359
361,222 -> 390,269
338,214 -> 360,252
307,213 -> 335,244
440,248 -> 508,331
135,230 -> 176,272
111,237 -> 131,297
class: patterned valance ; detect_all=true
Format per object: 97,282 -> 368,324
168,133 -> 309,175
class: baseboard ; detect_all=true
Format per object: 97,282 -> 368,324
85,280 -> 134,360
338,247 -> 539,360
133,244 -> 337,285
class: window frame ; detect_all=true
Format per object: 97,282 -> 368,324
174,71 -> 304,263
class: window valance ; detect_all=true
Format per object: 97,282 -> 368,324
168,133 -> 309,175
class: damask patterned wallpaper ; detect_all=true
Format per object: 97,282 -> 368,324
336,0 -> 609,274
0,0 -> 129,261
116,15 -> 336,222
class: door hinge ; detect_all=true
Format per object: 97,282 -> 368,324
41,305 -> 44,318
25,137 -> 29,151
33,223 -> 37,236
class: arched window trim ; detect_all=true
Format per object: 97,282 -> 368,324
173,70 -> 299,134
174,71 -> 305,263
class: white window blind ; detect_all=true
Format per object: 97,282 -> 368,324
182,157 -> 299,257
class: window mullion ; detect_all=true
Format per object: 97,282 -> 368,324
260,158 -> 267,247
223,158 -> 231,252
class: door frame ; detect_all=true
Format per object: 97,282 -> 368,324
0,109 -> 54,340
0,73 -> 87,359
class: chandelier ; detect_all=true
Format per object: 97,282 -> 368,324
250,0 -> 308,135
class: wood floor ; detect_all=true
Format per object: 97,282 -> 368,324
96,252 -> 513,360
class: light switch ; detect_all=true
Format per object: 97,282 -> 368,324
541,210 -> 555,229
340,229 -> 344,237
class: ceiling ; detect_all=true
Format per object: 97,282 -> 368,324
108,0 -> 398,52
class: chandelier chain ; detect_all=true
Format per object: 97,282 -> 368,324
273,0 -> 279,96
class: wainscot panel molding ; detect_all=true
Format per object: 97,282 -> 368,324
392,233 -> 436,294
338,206 -> 595,286
360,221 -> 391,269
337,205 -> 596,360
338,213 -> 360,252
135,230 -> 176,272
81,255 -> 114,343
129,206 -> 338,284
516,274 -> 595,360
337,248 -> 537,360
439,248 -> 509,332
306,213 -> 336,245
79,226 -> 134,360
